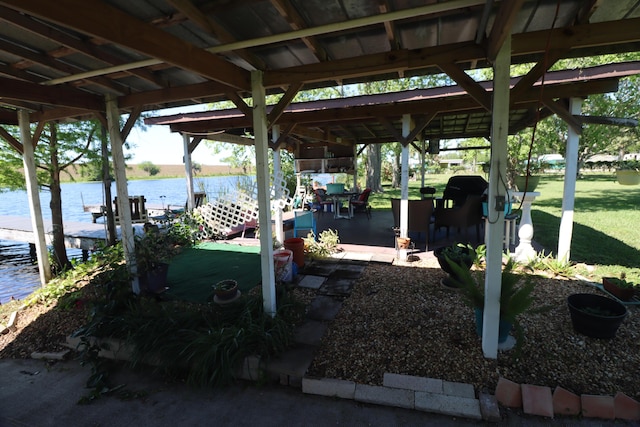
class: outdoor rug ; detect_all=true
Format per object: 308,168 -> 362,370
166,242 -> 261,303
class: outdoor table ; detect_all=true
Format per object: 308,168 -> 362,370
329,192 -> 358,219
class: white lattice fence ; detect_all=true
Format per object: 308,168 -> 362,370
195,173 -> 292,238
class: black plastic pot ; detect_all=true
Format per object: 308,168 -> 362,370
567,293 -> 627,339
434,246 -> 473,284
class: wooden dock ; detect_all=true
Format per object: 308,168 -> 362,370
0,216 -> 139,251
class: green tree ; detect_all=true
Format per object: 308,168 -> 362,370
139,161 -> 160,176
0,120 -> 101,272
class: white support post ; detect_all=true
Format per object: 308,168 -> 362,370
558,98 -> 582,263
106,94 -> 139,294
352,143 -> 358,191
483,35 -> 512,359
18,110 -> 51,284
399,114 -> 411,261
420,138 -> 426,188
183,133 -> 195,210
272,125 -> 284,245
252,70 -> 277,317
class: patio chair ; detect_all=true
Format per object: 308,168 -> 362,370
349,188 -> 372,219
312,188 -> 333,214
114,195 -> 148,224
293,210 -> 317,238
433,194 -> 484,242
391,198 -> 434,250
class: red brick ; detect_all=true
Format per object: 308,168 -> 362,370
553,386 -> 581,416
581,395 -> 615,419
614,392 -> 640,421
495,377 -> 522,408
522,384 -> 553,418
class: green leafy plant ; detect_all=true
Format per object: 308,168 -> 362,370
527,252 -> 575,278
440,243 -> 476,265
605,273 -> 637,289
303,229 -> 340,259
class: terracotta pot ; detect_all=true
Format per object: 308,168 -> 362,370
396,237 -> 411,249
214,279 -> 238,301
602,277 -> 635,301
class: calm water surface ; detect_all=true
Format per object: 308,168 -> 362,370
0,175 -> 253,303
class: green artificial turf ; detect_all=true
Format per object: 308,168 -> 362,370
166,242 -> 261,303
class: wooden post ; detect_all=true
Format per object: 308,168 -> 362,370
399,114 -> 411,261
558,98 -> 582,263
483,35 -> 512,359
106,94 -> 139,294
101,125 -> 116,245
272,125 -> 284,245
18,110 -> 51,284
252,70 -> 276,317
183,133 -> 195,210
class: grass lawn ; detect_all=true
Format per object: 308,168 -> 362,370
368,172 -> 640,283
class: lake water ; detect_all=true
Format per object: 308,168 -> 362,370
0,175 -> 253,304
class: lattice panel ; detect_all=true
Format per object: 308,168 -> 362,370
195,173 -> 293,238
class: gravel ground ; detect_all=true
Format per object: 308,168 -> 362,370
308,261 -> 640,400
3,261 -> 639,401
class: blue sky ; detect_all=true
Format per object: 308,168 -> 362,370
126,105 -> 230,165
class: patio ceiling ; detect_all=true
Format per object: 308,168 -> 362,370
0,0 -> 640,133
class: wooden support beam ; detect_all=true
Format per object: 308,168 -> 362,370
543,98 -> 582,134
0,126 -> 23,154
486,0 -> 524,62
439,62 -> 492,111
267,83 -> 302,128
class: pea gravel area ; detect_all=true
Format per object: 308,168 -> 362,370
2,261 -> 638,401
307,262 -> 640,400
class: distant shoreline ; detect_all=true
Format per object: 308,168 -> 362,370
62,163 -> 249,183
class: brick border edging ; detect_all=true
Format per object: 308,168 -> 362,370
495,376 -> 640,421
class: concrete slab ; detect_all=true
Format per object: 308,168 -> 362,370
266,345 -> 316,379
298,275 -> 325,290
294,320 -> 328,346
342,252 -> 372,262
443,380 -> 475,399
370,253 -> 395,264
318,278 -> 354,296
306,296 -> 343,321
301,262 -> 337,277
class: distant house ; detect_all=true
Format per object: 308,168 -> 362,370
439,159 -> 464,169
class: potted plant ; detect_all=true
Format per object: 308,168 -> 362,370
434,243 -> 475,288
512,160 -> 547,192
615,160 -> 640,185
135,226 -> 181,294
447,257 -> 536,344
213,279 -> 239,302
602,273 -> 637,301
567,293 -> 627,339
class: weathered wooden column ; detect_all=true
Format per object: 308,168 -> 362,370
252,70 -> 276,316
272,125 -> 284,245
182,133 -> 195,210
18,110 -> 51,284
106,94 -> 139,294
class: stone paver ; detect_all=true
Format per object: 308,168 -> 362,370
306,295 -> 343,321
329,265 -> 367,279
521,384 -> 553,418
294,320 -> 328,346
415,392 -> 482,420
342,252 -> 372,261
479,393 -> 501,422
443,380 -> 475,398
267,345 -> 316,379
302,262 -> 337,276
298,275 -> 326,290
383,373 -> 443,393
355,384 -> 414,409
318,278 -> 354,296
302,377 -> 356,399
370,253 -> 395,264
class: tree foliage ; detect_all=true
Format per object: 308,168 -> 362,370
139,161 -> 160,176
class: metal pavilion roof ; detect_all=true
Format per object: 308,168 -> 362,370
1,0 -> 640,134
145,61 -> 640,150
